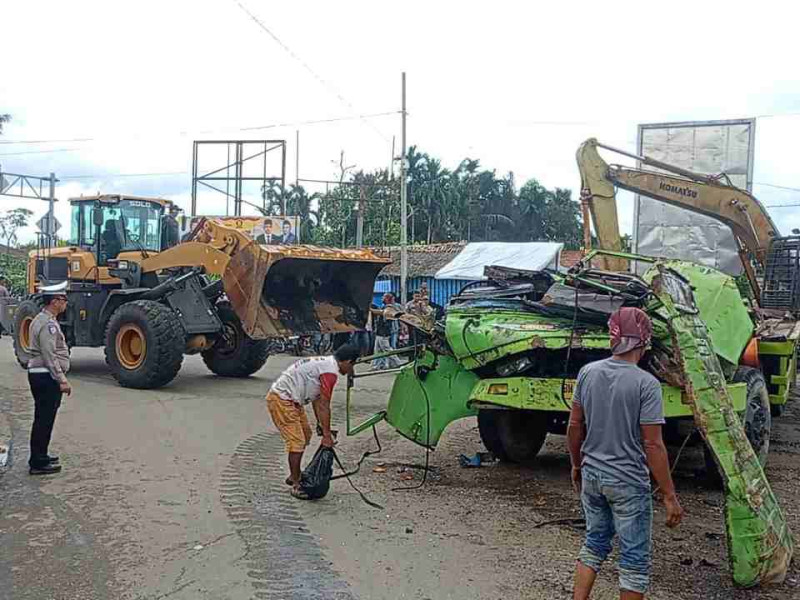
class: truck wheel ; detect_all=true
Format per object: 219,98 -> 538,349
477,410 -> 509,461
736,367 -> 771,466
12,299 -> 43,369
105,300 -> 185,389
202,302 -> 269,377
484,409 -> 548,463
705,366 -> 771,479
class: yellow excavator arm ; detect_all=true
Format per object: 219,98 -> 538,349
576,138 -> 780,281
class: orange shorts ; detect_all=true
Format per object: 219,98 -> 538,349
266,391 -> 312,453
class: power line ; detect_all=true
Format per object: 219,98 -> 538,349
0,147 -> 81,156
61,171 -> 188,180
765,204 -> 800,209
0,111 -> 397,146
755,182 -> 800,193
0,137 -> 94,146
229,0 -> 390,143
239,111 -> 397,132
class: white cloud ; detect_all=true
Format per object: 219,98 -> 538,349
1,0 -> 799,243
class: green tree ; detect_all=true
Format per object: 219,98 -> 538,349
0,114 -> 10,135
283,146 -> 584,250
0,208 -> 34,253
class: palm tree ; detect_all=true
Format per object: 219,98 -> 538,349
261,180 -> 284,215
518,179 -> 549,240
284,184 -> 320,243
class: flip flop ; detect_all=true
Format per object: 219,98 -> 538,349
290,488 -> 311,500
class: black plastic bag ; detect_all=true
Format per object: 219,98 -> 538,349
298,445 -> 335,499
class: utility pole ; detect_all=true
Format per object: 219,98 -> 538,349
295,130 -> 300,187
355,184 -> 365,248
400,72 -> 408,305
45,173 -> 56,281
389,136 -> 395,179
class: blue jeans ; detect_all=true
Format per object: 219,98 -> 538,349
578,465 -> 653,594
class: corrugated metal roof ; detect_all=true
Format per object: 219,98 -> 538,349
375,242 -> 466,278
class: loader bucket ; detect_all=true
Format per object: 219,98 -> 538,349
222,242 -> 390,339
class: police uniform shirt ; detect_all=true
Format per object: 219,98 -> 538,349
27,310 -> 70,383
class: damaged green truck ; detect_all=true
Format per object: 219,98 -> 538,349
348,140 -> 799,586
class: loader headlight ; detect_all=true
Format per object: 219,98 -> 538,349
109,260 -> 129,270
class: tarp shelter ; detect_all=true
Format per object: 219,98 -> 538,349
434,242 -> 563,280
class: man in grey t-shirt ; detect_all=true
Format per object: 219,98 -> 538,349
568,307 -> 683,600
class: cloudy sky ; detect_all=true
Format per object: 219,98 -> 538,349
2,0 -> 799,244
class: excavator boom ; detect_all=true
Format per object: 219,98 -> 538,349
576,138 -> 780,277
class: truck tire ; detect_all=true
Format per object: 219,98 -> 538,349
105,300 -> 185,389
202,302 -> 269,377
12,299 -> 43,369
478,409 -> 548,463
705,366 -> 771,479
477,410 -> 509,461
496,410 -> 548,463
736,367 -> 771,466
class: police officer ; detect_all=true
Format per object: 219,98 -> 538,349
27,282 -> 71,476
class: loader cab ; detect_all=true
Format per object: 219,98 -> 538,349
69,196 -> 166,265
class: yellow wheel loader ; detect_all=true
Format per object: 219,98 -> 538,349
6,195 -> 388,389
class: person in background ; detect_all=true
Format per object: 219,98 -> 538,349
371,293 -> 401,370
408,291 -> 434,321
160,204 -> 181,250
405,291 -> 421,314
402,291 -> 433,347
101,219 -> 122,261
26,282 -> 72,476
386,292 -> 401,350
350,309 -> 372,357
281,220 -> 297,244
568,307 -> 683,600
419,281 -> 430,301
0,275 -> 11,336
266,345 -> 359,499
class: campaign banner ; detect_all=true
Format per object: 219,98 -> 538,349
180,215 -> 300,245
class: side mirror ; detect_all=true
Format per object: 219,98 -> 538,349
92,208 -> 104,227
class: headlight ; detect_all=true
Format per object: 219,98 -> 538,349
496,356 -> 533,377
116,260 -> 129,270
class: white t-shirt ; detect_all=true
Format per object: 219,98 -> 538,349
270,356 -> 339,405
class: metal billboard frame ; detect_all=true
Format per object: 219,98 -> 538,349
191,140 -> 287,217
632,118 -> 757,258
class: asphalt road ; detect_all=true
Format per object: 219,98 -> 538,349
2,338 -> 800,600
0,340 -> 367,600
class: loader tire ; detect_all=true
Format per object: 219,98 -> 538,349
105,300 -> 185,389
202,302 -> 269,378
704,366 -> 771,480
477,410 -> 508,461
13,299 -> 43,369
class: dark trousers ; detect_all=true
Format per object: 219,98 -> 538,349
28,373 -> 62,468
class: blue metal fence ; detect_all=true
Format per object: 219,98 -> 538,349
374,276 -> 478,307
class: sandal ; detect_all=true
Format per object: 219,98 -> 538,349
285,477 -> 295,486
291,488 -> 311,500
